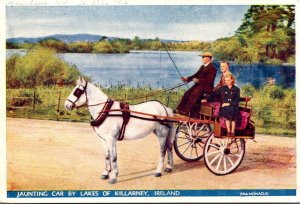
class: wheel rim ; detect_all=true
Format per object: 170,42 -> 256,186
204,134 -> 245,175
174,122 -> 212,161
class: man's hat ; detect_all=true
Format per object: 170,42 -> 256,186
200,52 -> 213,58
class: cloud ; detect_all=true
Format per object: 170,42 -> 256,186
6,6 -> 245,41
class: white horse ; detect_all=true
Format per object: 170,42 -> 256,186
65,77 -> 176,184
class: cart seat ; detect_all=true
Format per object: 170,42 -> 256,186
201,97 -> 252,130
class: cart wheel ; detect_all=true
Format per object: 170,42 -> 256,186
174,122 -> 212,162
204,133 -> 245,175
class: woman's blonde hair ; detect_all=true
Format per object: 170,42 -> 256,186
224,72 -> 236,84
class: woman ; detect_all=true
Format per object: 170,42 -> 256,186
202,73 -> 241,136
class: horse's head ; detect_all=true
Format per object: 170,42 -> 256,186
65,77 -> 88,110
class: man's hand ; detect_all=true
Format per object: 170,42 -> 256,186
192,78 -> 199,83
201,99 -> 207,103
222,103 -> 230,107
181,77 -> 188,82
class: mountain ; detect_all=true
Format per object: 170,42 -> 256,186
7,34 -> 184,44
7,34 -> 120,44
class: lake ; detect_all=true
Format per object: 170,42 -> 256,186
6,49 -> 295,89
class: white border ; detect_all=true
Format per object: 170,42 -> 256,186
0,1 -> 7,203
1,0 -> 299,203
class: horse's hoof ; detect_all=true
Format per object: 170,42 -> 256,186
101,175 -> 109,180
109,179 -> 117,184
164,168 -> 172,173
154,173 -> 162,177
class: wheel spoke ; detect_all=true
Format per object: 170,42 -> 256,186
207,150 -> 220,156
223,156 -> 227,171
195,145 -> 199,157
221,138 -> 225,146
197,142 -> 204,149
179,131 -> 189,138
177,140 -> 191,148
177,136 -> 190,139
182,142 -> 192,155
215,138 -> 222,147
208,143 -> 220,150
189,146 -> 193,158
229,145 -> 239,150
209,152 -> 222,165
226,155 -> 235,167
225,138 -> 229,147
229,152 -> 242,158
215,154 -> 224,172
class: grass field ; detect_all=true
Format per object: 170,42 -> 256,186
6,85 -> 296,136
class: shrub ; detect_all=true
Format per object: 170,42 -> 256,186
265,58 -> 284,65
287,55 -> 295,64
241,84 -> 256,97
93,41 -> 113,53
6,48 -> 82,88
269,87 -> 285,100
8,90 -> 42,107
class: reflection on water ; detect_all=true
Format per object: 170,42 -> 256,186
6,50 -> 295,88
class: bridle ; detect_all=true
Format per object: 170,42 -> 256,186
67,81 -> 88,109
67,81 -> 108,109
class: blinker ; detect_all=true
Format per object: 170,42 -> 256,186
73,88 -> 84,98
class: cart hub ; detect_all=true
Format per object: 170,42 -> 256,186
224,148 -> 230,155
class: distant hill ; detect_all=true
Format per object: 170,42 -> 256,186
7,34 -> 184,44
7,34 -> 118,44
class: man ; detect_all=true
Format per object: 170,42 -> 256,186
175,52 -> 217,117
215,61 -> 231,90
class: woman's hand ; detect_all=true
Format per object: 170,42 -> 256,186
201,99 -> 207,103
222,103 -> 230,107
192,78 -> 199,83
181,77 -> 188,82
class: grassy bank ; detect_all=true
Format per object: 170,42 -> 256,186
6,85 -> 295,136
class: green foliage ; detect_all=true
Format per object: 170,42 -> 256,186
8,89 -> 42,107
6,84 -> 295,136
7,37 -> 213,54
38,38 -> 69,52
68,42 -> 93,53
6,48 -> 82,88
212,5 -> 295,64
241,84 -> 256,97
250,85 -> 295,134
262,85 -> 285,100
287,55 -> 295,64
93,41 -> 114,53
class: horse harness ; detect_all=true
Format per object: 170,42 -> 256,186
69,82 -> 169,141
90,99 -> 131,141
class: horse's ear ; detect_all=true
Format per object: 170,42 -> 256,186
76,77 -> 81,85
81,77 -> 86,83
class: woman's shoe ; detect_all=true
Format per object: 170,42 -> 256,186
230,132 -> 235,137
226,132 -> 231,137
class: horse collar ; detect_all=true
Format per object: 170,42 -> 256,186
90,99 -> 114,127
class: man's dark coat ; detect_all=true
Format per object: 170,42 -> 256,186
176,62 -> 217,117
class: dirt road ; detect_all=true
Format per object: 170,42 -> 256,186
6,118 -> 296,190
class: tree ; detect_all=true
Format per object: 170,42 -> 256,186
234,5 -> 295,62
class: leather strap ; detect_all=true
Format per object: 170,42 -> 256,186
90,99 -> 114,127
118,102 -> 130,141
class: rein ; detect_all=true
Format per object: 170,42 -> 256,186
97,108 -> 213,124
77,82 -> 186,108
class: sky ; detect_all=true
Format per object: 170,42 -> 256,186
6,5 -> 250,41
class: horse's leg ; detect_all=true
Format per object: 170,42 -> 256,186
107,139 -> 118,184
100,139 -> 111,180
154,126 -> 168,177
165,124 -> 175,172
112,139 -> 119,177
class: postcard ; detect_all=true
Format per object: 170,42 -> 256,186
0,0 -> 299,203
